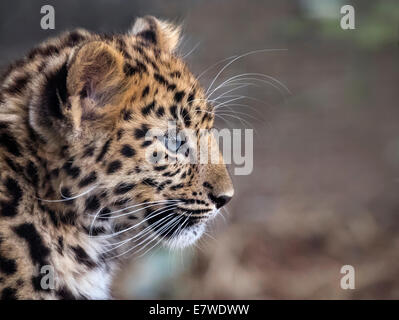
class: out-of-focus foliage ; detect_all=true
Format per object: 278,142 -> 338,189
276,0 -> 399,49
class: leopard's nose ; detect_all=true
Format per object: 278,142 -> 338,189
214,195 -> 232,209
208,193 -> 233,209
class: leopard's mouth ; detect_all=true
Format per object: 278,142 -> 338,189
144,205 -> 212,248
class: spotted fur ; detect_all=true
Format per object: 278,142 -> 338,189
0,16 -> 233,300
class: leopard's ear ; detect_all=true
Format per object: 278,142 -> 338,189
66,41 -> 127,133
29,41 -> 126,141
67,41 -> 125,105
130,16 -> 182,52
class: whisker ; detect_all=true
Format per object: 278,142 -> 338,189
205,49 -> 287,97
209,77 -> 290,102
91,204 -> 178,239
215,103 -> 265,119
135,212 -> 188,258
208,74 -> 290,99
215,94 -> 271,110
214,108 -> 262,122
90,199 -> 181,217
214,113 -> 257,133
190,55 -> 238,92
102,211 -> 177,253
181,41 -> 201,59
93,200 -> 182,220
203,231 -> 216,241
213,83 -> 255,101
37,184 -> 98,203
112,213 -> 184,259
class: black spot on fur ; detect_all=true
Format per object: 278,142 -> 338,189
170,71 -> 181,78
170,183 -> 184,191
114,183 -> 136,195
141,140 -> 152,147
98,208 -> 111,220
114,198 -> 130,207
82,146 -> 95,158
1,287 -> 17,300
4,73 -> 30,95
188,92 -> 195,105
64,31 -> 87,47
50,168 -> 59,178
62,161 -> 81,179
0,253 -> 17,275
167,84 -> 176,91
8,157 -> 25,174
154,165 -> 167,171
156,106 -> 165,117
46,207 -> 60,227
0,131 -> 22,156
71,245 -> 96,269
163,168 -> 181,177
57,237 -> 64,254
135,60 -> 148,73
142,178 -> 157,188
57,286 -> 76,300
27,44 -> 59,60
141,85 -> 150,98
114,37 -> 132,60
0,177 -> 23,217
107,160 -> 122,174
116,129 -> 124,141
123,60 -> 147,76
85,195 -> 100,212
121,144 -> 135,157
203,181 -> 213,190
78,171 -> 97,188
60,187 -> 72,199
141,101 -> 155,116
123,63 -> 137,76
122,109 -> 133,121
134,124 -> 149,139
154,73 -> 168,86
181,108 -> 191,127
86,226 -> 106,236
170,105 -> 178,119
31,275 -> 44,291
26,161 -> 39,187
13,223 -> 50,266
96,138 -> 112,162
174,91 -> 185,103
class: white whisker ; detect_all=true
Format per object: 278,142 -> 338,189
205,49 -> 287,97
93,200 -> 182,220
90,199 -> 181,217
37,184 -> 98,202
91,204 -> 178,239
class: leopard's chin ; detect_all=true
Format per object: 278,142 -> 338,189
163,222 -> 206,249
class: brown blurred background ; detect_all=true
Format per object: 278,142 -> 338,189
1,0 -> 398,299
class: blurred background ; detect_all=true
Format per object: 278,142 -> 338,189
1,0 -> 398,299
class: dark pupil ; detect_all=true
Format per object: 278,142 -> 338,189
165,134 -> 183,152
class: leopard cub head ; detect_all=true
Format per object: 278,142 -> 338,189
31,16 -> 234,251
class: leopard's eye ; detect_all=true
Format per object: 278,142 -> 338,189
164,133 -> 184,153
